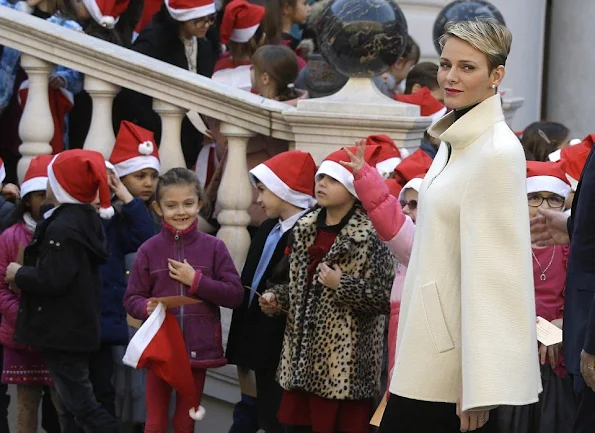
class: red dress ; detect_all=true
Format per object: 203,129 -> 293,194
277,209 -> 373,433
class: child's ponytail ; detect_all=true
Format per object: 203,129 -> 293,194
251,45 -> 300,101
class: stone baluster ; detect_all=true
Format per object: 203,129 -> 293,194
83,76 -> 119,158
153,100 -> 186,172
17,55 -> 54,182
216,123 -> 255,271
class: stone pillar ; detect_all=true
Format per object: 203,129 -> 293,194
83,76 -> 119,158
17,54 -> 54,182
216,123 -> 255,271
153,100 -> 186,172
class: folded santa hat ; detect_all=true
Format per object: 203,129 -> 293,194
249,150 -> 317,209
166,0 -> 216,22
395,87 -> 447,126
550,134 -> 594,191
316,145 -> 381,198
48,149 -> 114,219
21,155 -> 54,198
364,135 -> 407,180
220,0 -> 265,45
123,302 -> 205,420
393,149 -> 433,188
110,121 -> 160,177
526,160 -> 571,199
82,0 -> 130,28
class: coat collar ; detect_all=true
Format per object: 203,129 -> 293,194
298,205 -> 372,246
160,218 -> 201,243
429,94 -> 505,150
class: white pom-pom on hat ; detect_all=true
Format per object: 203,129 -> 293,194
15,1 -> 34,13
99,205 -> 115,220
189,406 -> 206,420
99,16 -> 116,27
138,141 -> 154,156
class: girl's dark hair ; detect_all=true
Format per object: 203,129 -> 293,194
252,45 -> 299,101
156,168 -> 206,203
0,197 -> 29,232
521,121 -> 570,162
404,62 -> 439,94
228,24 -> 265,63
402,35 -> 420,64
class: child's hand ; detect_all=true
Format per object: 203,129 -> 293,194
146,299 -> 158,315
107,171 -> 133,204
1,183 -> 19,200
539,342 -> 561,368
168,259 -> 196,287
5,263 -> 22,283
318,263 -> 342,289
259,293 -> 279,314
340,140 -> 366,174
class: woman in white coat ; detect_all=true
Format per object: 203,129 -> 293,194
378,19 -> 542,433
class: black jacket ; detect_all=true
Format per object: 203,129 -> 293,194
14,204 -> 110,352
564,144 -> 595,374
226,219 -> 289,371
113,5 -> 221,168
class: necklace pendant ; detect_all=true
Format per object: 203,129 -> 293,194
540,274 -> 547,281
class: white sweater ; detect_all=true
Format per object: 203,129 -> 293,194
390,94 -> 542,411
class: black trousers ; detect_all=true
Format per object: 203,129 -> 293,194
378,394 -> 498,433
255,368 -> 284,433
43,349 -> 119,433
571,375 -> 595,433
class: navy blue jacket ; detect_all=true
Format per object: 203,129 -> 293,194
564,144 -> 595,374
99,198 -> 155,345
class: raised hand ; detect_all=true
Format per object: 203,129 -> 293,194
340,140 -> 367,174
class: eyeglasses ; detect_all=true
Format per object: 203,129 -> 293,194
399,199 -> 418,210
527,194 -> 565,209
191,13 -> 216,28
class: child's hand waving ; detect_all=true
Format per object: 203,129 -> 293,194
340,140 -> 367,174
318,263 -> 342,289
168,259 -> 196,287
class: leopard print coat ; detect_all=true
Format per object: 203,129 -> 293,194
266,206 -> 395,400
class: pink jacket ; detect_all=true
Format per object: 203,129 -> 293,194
353,164 -> 415,380
0,221 -> 33,349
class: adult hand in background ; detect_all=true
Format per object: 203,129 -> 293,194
530,208 -> 570,246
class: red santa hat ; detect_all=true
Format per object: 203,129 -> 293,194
110,121 -> 160,177
165,0 -> 215,22
551,134 -> 595,191
249,150 -> 317,209
220,0 -> 265,45
48,150 -> 114,219
526,161 -> 571,199
364,135 -> 405,180
18,82 -> 74,155
393,149 -> 433,187
0,158 -> 5,185
395,87 -> 447,125
398,175 -> 424,202
385,178 -> 402,198
316,145 -> 381,198
123,303 -> 205,421
20,155 -> 53,198
82,0 -> 130,28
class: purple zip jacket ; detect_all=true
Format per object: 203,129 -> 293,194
124,219 -> 244,369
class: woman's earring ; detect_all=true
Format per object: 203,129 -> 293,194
491,84 -> 496,89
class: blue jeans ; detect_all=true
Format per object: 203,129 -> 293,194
43,350 -> 119,433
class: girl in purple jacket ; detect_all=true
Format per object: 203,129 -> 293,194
123,167 -> 243,432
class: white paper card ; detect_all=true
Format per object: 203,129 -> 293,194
536,316 -> 563,346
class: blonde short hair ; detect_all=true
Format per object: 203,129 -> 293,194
439,18 -> 512,71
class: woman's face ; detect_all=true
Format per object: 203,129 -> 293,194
438,37 -> 504,110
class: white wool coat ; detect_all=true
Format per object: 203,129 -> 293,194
390,94 -> 542,411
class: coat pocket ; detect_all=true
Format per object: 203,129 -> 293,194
420,281 -> 454,354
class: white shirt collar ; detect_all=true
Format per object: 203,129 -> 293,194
43,205 -> 60,220
279,209 -> 308,234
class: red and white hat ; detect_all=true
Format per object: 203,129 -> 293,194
364,135 -> 405,179
21,155 -> 53,198
395,87 -> 447,126
393,149 -> 433,187
48,150 -> 114,219
526,161 -> 571,199
398,175 -> 424,202
165,0 -> 215,22
316,145 -> 381,198
110,121 -> 160,177
385,178 -> 402,198
82,0 -> 130,28
249,150 -> 316,209
552,134 -> 594,191
0,158 -> 5,184
220,0 -> 265,45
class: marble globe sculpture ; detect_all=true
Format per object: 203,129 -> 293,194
433,0 -> 506,54
316,0 -> 408,78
